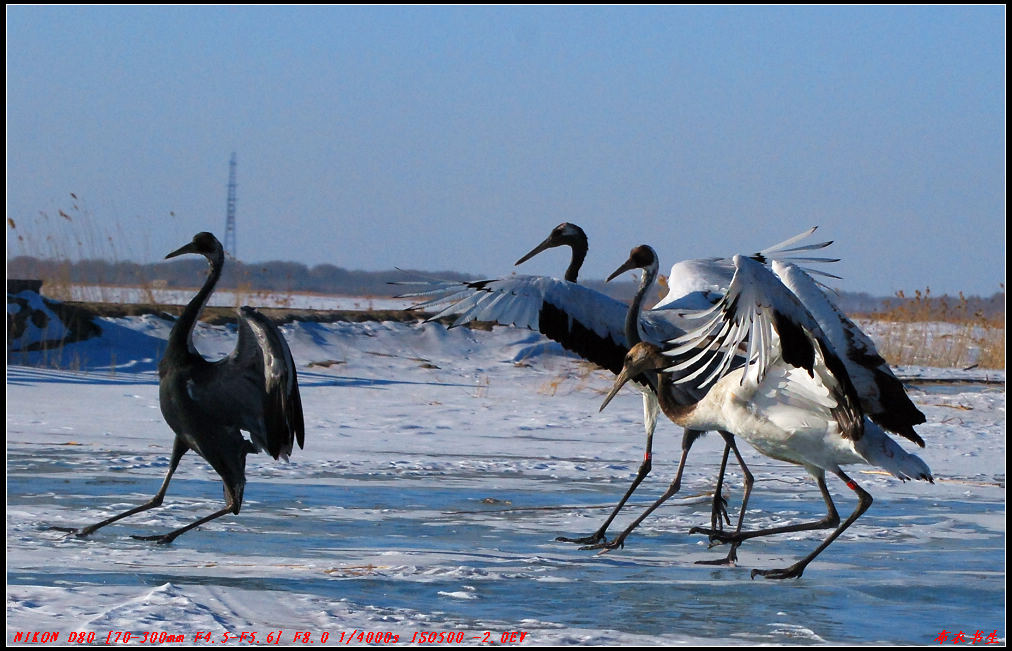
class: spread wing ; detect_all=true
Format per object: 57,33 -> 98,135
400,275 -> 657,376
199,307 -> 305,460
655,226 -> 840,311
664,255 -> 865,441
771,261 -> 925,446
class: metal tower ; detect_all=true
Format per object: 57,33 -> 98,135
223,152 -> 238,258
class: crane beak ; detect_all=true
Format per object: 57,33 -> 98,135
607,257 -> 638,282
514,236 -> 557,266
600,366 -> 636,412
165,242 -> 198,259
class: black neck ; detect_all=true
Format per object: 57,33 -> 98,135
564,240 -> 588,283
168,252 -> 223,355
624,264 -> 655,346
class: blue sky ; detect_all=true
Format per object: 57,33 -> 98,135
6,5 -> 1005,296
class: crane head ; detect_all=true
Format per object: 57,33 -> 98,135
515,222 -> 588,266
165,232 -> 223,260
607,244 -> 658,282
600,342 -> 664,412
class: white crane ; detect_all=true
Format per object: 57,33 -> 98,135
597,239 -> 927,563
601,255 -> 932,578
587,244 -> 752,556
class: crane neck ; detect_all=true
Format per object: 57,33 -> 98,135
624,261 -> 657,346
564,240 -> 588,283
638,342 -> 697,424
655,372 -> 697,424
168,251 -> 224,356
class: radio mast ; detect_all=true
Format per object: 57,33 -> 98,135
223,152 -> 238,258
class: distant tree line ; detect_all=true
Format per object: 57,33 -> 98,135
6,255 -> 481,297
6,254 -> 1004,319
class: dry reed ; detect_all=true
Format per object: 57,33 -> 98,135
856,287 -> 1004,370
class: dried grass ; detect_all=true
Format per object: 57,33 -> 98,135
856,287 -> 1005,370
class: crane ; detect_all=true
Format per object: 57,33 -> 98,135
53,232 -> 304,543
601,255 -> 931,578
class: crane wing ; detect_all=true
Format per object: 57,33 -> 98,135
771,261 -> 925,446
654,226 -> 839,312
401,275 -> 662,376
664,255 -> 865,441
211,307 -> 305,460
751,226 -> 841,280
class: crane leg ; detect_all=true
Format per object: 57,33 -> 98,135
751,469 -> 871,579
556,432 -> 654,545
131,499 -> 237,545
692,471 -> 841,550
51,439 -> 188,538
555,453 -> 652,545
696,432 -> 754,566
708,438 -> 733,532
580,429 -> 703,552
556,395 -> 659,545
132,454 -> 248,545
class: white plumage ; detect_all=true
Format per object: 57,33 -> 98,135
602,254 -> 931,578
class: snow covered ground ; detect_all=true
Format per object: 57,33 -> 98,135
6,301 -> 1006,645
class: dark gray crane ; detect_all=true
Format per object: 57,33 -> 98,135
53,232 -> 304,544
